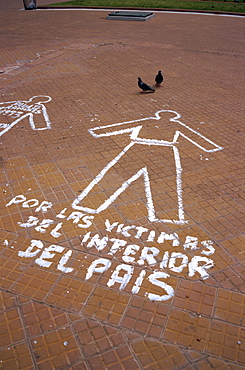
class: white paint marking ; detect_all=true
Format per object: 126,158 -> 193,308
147,230 -> 155,242
72,110 -> 223,224
35,201 -> 53,213
67,211 -> 85,223
183,236 -> 199,250
132,270 -> 146,294
137,246 -> 160,266
18,216 -> 39,228
35,219 -> 54,233
56,208 -> 67,218
201,240 -> 215,256
160,251 -> 169,269
78,215 -> 94,228
58,250 -> 74,273
105,219 -> 119,232
86,234 -> 109,251
18,239 -> 44,258
122,244 -> 140,263
169,252 -> 189,273
146,271 -> 174,301
85,258 -> 111,280
82,232 -> 91,243
0,96 -> 52,137
50,222 -> 63,238
135,226 -> 148,239
6,195 -> 26,207
188,256 -> 214,280
109,238 -> 127,255
35,244 -> 64,268
107,264 -> 134,290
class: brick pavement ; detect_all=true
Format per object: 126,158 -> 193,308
0,1 -> 244,369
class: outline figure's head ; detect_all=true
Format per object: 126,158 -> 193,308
154,110 -> 181,122
27,95 -> 52,104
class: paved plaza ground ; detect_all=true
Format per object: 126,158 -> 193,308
0,1 -> 244,369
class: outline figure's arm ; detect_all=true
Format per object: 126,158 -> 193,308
170,112 -> 224,153
89,125 -> 143,139
88,109 -> 223,152
88,119 -> 151,139
87,110 -> 176,138
173,130 -> 223,153
88,110 -> 179,139
0,114 -> 29,137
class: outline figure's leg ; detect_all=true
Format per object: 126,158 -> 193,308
97,166 -> 157,219
172,145 -> 187,224
73,164 -> 158,220
72,142 -> 135,213
30,104 -> 52,130
72,142 -> 188,224
148,145 -> 187,225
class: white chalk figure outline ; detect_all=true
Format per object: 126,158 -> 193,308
0,95 -> 52,137
72,110 -> 223,225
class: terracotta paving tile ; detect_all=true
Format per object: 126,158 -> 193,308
121,296 -> 169,339
0,256 -> 29,290
214,289 -> 245,326
184,356 -> 244,370
0,290 -> 18,312
12,266 -> 59,301
163,308 -> 210,351
201,216 -> 243,242
0,342 -> 35,370
69,363 -> 89,370
206,358 -> 245,370
82,286 -> 129,324
20,301 -> 69,337
45,275 -> 94,312
0,214 -> 22,234
29,327 -> 82,369
0,2 -> 244,368
0,307 -> 26,347
207,320 -> 245,363
221,236 -> 245,264
213,264 -> 245,293
173,280 -> 216,316
71,317 -> 139,368
130,339 -> 188,369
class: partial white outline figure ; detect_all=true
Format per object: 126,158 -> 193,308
72,110 -> 223,225
0,95 -> 52,137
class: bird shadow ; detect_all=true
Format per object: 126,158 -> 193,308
139,90 -> 155,94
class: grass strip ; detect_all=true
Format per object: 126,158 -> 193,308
46,0 -> 245,14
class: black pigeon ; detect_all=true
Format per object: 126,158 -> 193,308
155,70 -> 164,86
138,77 -> 155,93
